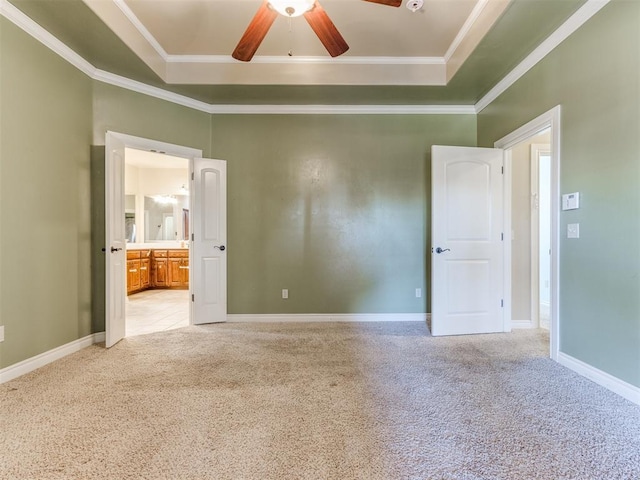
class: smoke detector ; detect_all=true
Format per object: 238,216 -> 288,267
406,0 -> 423,12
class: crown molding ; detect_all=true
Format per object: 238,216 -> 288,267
475,0 -> 611,113
444,0 -> 489,63
113,0 -> 168,60
93,70 -> 213,113
167,55 -> 445,66
1,0 -> 96,78
209,104 -> 477,115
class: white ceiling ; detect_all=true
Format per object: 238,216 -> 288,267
83,0 -> 511,85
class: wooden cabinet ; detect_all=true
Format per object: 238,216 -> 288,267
140,257 -> 151,289
127,259 -> 141,293
153,251 -> 169,287
127,248 -> 188,294
127,250 -> 152,295
168,250 -> 189,288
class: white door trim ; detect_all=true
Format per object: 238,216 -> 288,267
105,132 -> 203,342
494,105 -> 561,361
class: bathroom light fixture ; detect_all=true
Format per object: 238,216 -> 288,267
153,195 -> 178,205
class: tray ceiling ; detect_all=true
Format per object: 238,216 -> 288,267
5,0 -> 588,104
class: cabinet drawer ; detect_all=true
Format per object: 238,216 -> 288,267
168,249 -> 189,258
127,250 -> 141,260
153,250 -> 168,258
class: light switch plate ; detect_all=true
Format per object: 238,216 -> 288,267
282,289 -> 288,299
567,223 -> 580,238
0,325 -> 4,342
562,192 -> 580,210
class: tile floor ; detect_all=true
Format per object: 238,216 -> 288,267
126,289 -> 190,337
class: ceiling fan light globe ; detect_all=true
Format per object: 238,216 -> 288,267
268,0 -> 315,17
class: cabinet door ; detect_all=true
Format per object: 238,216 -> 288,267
140,258 -> 150,288
154,258 -> 168,287
168,257 -> 183,287
179,258 -> 190,286
127,259 -> 141,293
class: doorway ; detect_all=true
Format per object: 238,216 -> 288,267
124,147 -> 191,337
105,132 -> 228,347
495,106 -> 561,360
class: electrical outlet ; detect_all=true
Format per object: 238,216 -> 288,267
415,288 -> 422,298
282,289 -> 288,299
0,325 -> 4,342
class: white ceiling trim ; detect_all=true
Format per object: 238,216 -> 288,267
443,0 -> 489,63
1,0 -> 611,116
113,0 -> 169,60
208,104 -> 477,115
93,70 -> 213,113
0,0 -> 96,78
475,0 -> 611,112
166,55 -> 445,66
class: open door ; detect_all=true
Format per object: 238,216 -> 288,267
105,133 -> 127,347
431,146 -> 505,336
192,158 -> 227,324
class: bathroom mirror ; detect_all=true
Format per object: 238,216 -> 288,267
143,195 -> 189,242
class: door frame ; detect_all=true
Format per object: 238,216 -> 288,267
105,131 -> 202,343
494,106 -> 561,360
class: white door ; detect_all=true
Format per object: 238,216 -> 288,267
192,158 -> 227,324
105,133 -> 127,347
431,146 -> 505,336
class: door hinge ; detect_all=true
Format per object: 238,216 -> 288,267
191,172 -> 194,180
501,299 -> 504,307
501,232 -> 504,241
191,233 -> 194,241
191,294 -> 195,302
501,166 -> 504,174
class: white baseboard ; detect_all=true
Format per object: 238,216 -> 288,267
227,313 -> 428,323
0,332 -> 105,384
511,319 -> 534,329
557,352 -> 640,406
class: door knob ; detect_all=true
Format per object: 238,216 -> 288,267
110,247 -> 123,253
214,245 -> 226,251
435,247 -> 450,254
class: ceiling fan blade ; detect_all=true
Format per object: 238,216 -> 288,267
232,1 -> 278,62
362,0 -> 402,7
303,3 -> 349,58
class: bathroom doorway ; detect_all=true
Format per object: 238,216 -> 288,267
123,148 -> 190,337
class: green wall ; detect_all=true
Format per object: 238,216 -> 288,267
211,114 -> 476,314
0,18 -> 93,368
92,82 -> 212,155
477,0 -> 640,387
87,69 -> 476,325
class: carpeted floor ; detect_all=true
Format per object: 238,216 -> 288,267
1,322 -> 639,479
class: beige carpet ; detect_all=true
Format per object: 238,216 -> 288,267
1,322 -> 639,479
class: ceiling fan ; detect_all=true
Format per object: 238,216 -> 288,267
232,0 -> 402,62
